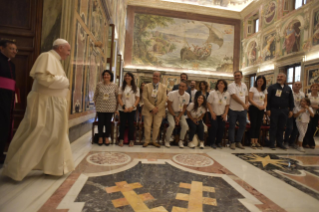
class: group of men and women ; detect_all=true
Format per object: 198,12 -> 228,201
0,38 -> 317,182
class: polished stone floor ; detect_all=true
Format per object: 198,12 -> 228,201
1,132 -> 319,212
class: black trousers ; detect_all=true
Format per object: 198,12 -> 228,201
187,119 -> 204,141
248,105 -> 264,139
119,111 -> 136,141
269,108 -> 288,147
303,113 -> 318,147
97,112 -> 114,138
0,89 -> 14,156
209,115 -> 225,145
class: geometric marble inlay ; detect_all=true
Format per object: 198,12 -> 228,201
86,152 -> 131,166
173,154 -> 214,167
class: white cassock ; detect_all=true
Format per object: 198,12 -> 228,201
2,50 -> 74,181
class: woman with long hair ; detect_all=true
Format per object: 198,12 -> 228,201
187,94 -> 207,149
93,70 -> 118,146
117,72 -> 140,147
248,75 -> 267,149
195,81 -> 209,100
303,83 -> 319,148
207,79 -> 230,149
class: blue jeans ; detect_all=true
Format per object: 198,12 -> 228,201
209,115 -> 225,145
284,117 -> 298,145
269,108 -> 288,147
228,109 -> 247,143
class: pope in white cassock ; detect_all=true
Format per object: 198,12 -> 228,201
2,39 -> 75,181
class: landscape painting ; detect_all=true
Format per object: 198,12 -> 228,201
132,13 -> 235,72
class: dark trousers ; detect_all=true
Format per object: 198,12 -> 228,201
209,115 -> 225,145
303,113 -> 318,147
187,119 -> 204,141
0,111 -> 10,156
97,112 -> 113,138
228,109 -> 247,143
269,108 -> 288,147
248,105 -> 264,139
119,111 -> 136,141
284,117 -> 298,145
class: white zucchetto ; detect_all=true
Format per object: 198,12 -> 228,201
53,38 -> 69,46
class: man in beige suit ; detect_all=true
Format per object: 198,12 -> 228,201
142,72 -> 167,147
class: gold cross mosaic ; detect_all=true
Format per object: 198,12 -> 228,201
105,181 -> 168,212
172,181 -> 217,212
105,181 -> 216,212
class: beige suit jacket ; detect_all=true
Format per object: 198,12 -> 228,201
142,82 -> 167,117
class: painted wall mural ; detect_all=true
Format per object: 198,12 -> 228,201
131,13 -> 235,72
304,64 -> 319,93
71,21 -> 88,114
262,31 -> 276,61
282,21 -> 301,55
313,10 -> 319,46
257,71 -> 274,88
263,1 -> 276,25
70,0 -> 109,115
163,76 -> 180,91
241,1 -> 319,70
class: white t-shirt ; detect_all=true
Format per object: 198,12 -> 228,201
292,91 -> 305,109
249,87 -> 268,106
187,102 -> 206,119
228,82 -> 248,111
207,90 -> 230,116
168,90 -> 190,112
191,89 -> 197,102
293,106 -> 313,123
118,86 -> 140,111
308,93 -> 319,113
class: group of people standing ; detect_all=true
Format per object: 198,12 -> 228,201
93,70 -> 318,152
0,38 -> 317,182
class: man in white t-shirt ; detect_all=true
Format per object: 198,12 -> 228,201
227,71 -> 248,150
284,81 -> 305,148
166,81 -> 190,148
190,80 -> 197,102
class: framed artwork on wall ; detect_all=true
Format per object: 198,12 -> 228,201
304,64 -> 319,93
163,75 -> 180,91
124,6 -> 240,74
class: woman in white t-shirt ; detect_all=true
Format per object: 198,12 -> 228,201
304,83 -> 319,148
207,79 -> 230,149
117,72 -> 140,147
187,94 -> 207,149
248,75 -> 267,149
294,98 -> 314,152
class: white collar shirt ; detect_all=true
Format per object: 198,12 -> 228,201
207,90 -> 230,116
168,90 -> 190,112
292,91 -> 305,109
249,87 -> 268,106
308,93 -> 319,113
227,82 -> 248,111
187,102 -> 206,118
118,86 -> 140,111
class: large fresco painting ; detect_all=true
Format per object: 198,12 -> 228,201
313,10 -> 319,46
131,13 -> 235,72
71,20 -> 88,114
91,0 -> 103,41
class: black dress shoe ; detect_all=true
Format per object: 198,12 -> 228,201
211,144 -> 217,149
278,145 -> 287,150
216,143 -> 223,149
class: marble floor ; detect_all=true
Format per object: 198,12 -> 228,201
1,133 -> 319,212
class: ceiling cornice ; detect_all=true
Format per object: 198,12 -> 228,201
240,0 -> 263,19
127,0 -> 242,19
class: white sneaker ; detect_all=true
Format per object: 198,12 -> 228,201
179,140 -> 184,148
199,141 -> 204,149
164,140 -> 170,148
188,142 -> 196,148
297,146 -> 305,152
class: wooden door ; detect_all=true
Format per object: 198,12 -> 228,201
0,0 -> 43,133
